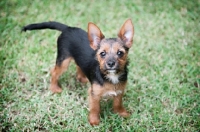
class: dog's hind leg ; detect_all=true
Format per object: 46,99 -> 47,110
76,65 -> 88,83
50,57 -> 72,93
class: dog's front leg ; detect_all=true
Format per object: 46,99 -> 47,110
113,93 -> 130,117
88,84 -> 101,126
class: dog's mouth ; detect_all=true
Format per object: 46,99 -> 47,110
106,69 -> 118,74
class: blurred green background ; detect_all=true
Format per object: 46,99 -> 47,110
0,0 -> 199,131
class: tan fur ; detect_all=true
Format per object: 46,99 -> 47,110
50,58 -> 72,93
88,81 -> 129,125
96,41 -> 128,75
76,66 -> 88,83
87,19 -> 134,125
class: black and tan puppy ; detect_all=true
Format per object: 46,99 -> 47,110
22,19 -> 134,125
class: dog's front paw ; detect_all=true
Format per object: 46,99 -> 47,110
50,85 -> 62,93
89,113 -> 100,126
114,108 -> 130,117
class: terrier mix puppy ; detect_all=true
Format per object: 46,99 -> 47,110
22,19 -> 134,125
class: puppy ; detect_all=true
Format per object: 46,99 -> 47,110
22,19 -> 134,125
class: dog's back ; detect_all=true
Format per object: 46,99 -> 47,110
57,27 -> 99,83
22,21 -> 99,83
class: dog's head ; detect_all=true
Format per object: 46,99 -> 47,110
88,19 -> 134,80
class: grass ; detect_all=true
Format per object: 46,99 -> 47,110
0,0 -> 200,131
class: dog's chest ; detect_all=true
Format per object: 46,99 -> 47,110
101,82 -> 123,98
105,73 -> 119,84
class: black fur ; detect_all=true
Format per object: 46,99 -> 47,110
22,21 -> 128,85
22,22 -> 106,85
22,21 -> 67,32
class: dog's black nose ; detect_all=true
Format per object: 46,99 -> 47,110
107,61 -> 115,68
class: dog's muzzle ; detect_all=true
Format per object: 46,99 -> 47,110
106,60 -> 118,73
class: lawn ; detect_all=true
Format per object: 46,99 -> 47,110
0,0 -> 200,131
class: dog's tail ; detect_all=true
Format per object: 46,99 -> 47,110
22,21 -> 68,32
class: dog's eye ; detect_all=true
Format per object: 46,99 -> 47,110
117,51 -> 124,57
100,51 -> 106,58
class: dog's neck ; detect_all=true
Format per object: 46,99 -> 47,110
105,72 -> 120,84
92,60 -> 128,85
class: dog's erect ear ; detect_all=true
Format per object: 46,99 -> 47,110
88,22 -> 105,50
118,19 -> 134,48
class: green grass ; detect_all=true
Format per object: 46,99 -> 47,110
0,0 -> 200,131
